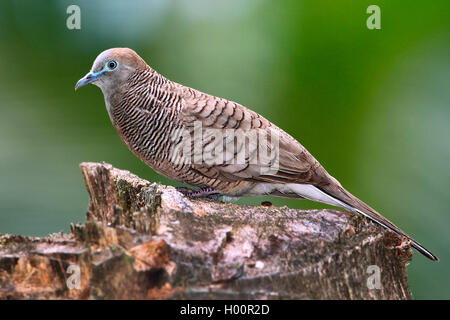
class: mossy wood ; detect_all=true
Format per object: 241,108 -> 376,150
0,162 -> 412,299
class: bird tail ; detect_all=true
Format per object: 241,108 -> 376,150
286,182 -> 439,261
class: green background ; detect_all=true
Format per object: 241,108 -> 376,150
0,0 -> 448,299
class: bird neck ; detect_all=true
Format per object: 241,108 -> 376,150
105,67 -> 182,160
105,67 -> 165,112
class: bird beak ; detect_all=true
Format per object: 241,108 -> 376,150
75,72 -> 99,90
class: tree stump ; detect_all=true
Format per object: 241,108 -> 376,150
0,162 -> 413,299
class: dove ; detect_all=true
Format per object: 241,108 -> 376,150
76,48 -> 438,261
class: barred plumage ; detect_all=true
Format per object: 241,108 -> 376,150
76,47 -> 438,261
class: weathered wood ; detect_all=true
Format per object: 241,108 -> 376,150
0,162 -> 413,299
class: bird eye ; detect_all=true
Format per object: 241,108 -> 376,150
106,60 -> 118,70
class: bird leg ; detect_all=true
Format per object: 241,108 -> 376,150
176,186 -> 221,200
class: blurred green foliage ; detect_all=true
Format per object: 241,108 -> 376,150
0,0 -> 448,298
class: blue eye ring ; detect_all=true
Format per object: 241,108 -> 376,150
106,60 -> 118,70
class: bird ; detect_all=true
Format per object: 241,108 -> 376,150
76,47 -> 438,261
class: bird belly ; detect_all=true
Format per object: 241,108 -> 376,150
242,183 -> 346,207
242,183 -> 285,196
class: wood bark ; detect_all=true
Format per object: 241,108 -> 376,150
0,162 -> 413,299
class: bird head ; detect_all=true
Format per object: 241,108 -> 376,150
75,48 -> 148,95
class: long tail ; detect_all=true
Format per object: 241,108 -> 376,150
285,182 -> 439,261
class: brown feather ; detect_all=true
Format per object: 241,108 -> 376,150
77,48 -> 438,261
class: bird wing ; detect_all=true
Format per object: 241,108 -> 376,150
178,89 -> 331,186
178,89 -> 439,261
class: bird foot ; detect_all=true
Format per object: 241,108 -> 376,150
176,187 -> 221,200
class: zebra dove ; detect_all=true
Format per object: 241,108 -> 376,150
76,48 -> 438,261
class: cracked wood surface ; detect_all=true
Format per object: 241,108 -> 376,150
0,162 -> 413,299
